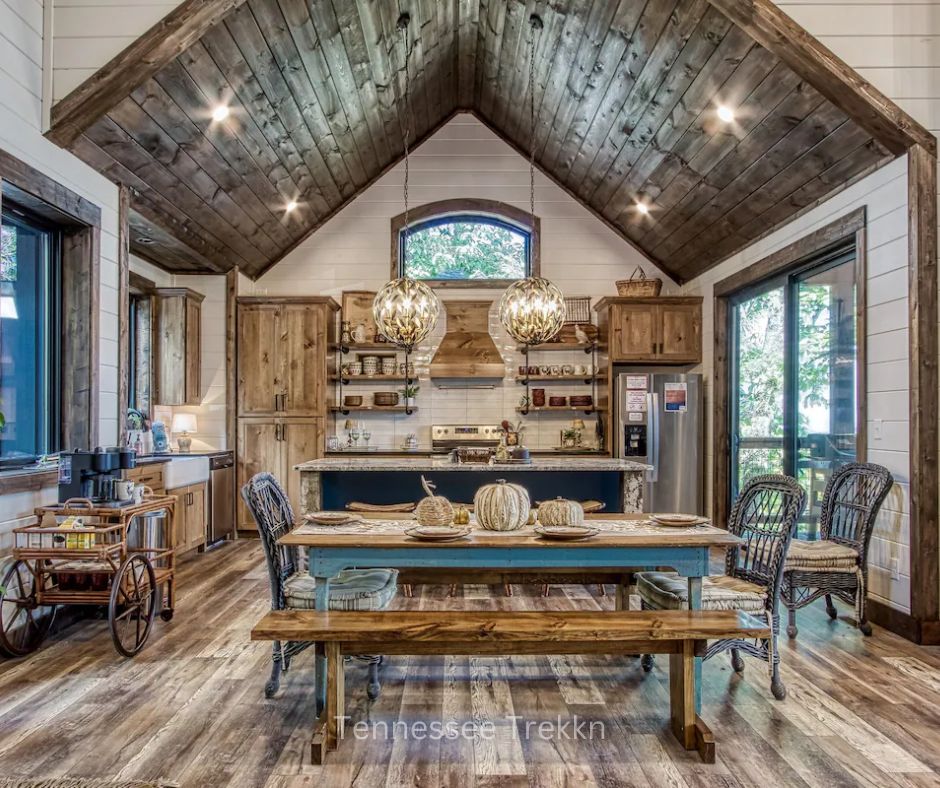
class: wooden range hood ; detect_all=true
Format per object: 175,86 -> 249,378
429,300 -> 505,379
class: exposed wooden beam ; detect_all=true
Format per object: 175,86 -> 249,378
117,184 -> 131,440
47,0 -> 250,147
907,143 -> 939,644
705,0 -> 936,157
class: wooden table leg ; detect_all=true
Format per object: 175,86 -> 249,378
326,642 -> 344,751
688,576 -> 703,713
314,575 -> 331,714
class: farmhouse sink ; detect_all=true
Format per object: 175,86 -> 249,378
162,456 -> 210,489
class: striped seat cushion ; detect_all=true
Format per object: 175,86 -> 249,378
284,568 -> 399,612
785,539 -> 859,572
636,571 -> 767,613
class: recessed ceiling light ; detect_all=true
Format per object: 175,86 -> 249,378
212,105 -> 230,122
716,104 -> 735,123
285,200 -> 298,213
635,201 -> 650,216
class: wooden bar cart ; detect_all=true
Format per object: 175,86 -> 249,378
0,495 -> 177,658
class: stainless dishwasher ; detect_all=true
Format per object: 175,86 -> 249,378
208,453 -> 235,543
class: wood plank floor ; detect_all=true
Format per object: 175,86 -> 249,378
1,541 -> 939,787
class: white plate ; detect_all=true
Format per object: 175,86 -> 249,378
405,526 -> 471,542
304,511 -> 362,526
651,513 -> 710,527
534,525 -> 600,541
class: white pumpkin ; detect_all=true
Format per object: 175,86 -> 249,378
474,479 -> 530,531
538,497 -> 585,527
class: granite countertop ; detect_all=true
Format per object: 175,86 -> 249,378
296,456 -> 650,472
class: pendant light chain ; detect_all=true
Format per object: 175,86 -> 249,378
528,15 -> 542,226
529,14 -> 542,228
398,13 -> 412,242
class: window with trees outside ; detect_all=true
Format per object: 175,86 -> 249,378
392,200 -> 538,286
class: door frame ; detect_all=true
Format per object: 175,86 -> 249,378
713,207 -> 868,535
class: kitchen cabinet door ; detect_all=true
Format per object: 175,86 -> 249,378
185,298 -> 202,404
237,419 -> 282,530
238,304 -> 281,415
657,302 -> 701,363
611,304 -> 657,361
277,305 -> 324,417
281,419 -> 323,518
186,483 -> 207,550
155,289 -> 203,405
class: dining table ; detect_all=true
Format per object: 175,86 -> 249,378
279,513 -> 742,714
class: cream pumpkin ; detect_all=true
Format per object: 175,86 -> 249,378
474,479 -> 530,531
538,497 -> 585,527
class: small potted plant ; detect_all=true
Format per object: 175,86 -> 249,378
561,427 -> 578,449
401,384 -> 420,409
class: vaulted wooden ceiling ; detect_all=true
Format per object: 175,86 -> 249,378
48,0 -> 933,282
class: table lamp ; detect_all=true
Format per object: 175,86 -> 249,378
171,413 -> 197,453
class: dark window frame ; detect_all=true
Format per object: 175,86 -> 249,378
0,201 -> 63,469
389,198 -> 541,289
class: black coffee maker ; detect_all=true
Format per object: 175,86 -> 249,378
58,447 -> 137,504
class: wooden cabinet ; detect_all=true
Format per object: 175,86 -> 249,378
598,297 -> 702,364
124,463 -> 166,496
170,481 -> 207,553
237,299 -> 334,417
155,288 -> 204,405
237,418 -> 323,529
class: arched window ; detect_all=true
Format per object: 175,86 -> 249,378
390,199 -> 540,287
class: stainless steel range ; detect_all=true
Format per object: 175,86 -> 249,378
431,424 -> 502,453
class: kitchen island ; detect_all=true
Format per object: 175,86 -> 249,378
295,456 -> 651,514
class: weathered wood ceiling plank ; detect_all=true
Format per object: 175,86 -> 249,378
54,0 -> 932,280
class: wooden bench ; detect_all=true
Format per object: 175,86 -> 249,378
251,609 -> 769,764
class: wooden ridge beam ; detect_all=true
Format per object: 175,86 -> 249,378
705,0 -> 936,157
47,0 -> 250,148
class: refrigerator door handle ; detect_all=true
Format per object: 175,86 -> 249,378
648,392 -> 660,483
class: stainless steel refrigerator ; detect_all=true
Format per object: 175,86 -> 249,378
615,372 -> 704,515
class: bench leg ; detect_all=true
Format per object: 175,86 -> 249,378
326,642 -> 344,752
669,640 -> 696,750
669,640 -> 715,764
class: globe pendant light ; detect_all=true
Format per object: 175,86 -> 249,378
498,14 -> 565,347
373,12 -> 439,353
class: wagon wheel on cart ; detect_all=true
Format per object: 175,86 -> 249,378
108,554 -> 158,657
0,560 -> 56,657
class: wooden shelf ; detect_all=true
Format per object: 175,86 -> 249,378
334,343 -> 401,352
329,405 -> 418,414
518,342 -> 596,353
331,375 -> 408,383
517,406 -> 605,414
516,375 -> 602,383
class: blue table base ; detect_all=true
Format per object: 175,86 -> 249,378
306,544 -> 708,714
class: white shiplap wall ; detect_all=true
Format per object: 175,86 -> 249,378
676,0 -> 940,615
50,0 -> 180,102
238,112 -> 673,452
1,0 -> 120,548
681,152 -> 912,613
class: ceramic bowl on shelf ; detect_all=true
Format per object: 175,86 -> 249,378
373,392 -> 399,406
343,395 -> 363,407
381,358 -> 396,376
347,362 -> 362,376
569,395 -> 593,407
548,396 -> 567,407
362,356 -> 379,376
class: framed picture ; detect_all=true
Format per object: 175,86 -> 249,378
341,290 -> 378,342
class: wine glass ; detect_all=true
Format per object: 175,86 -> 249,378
350,427 -> 361,447
362,430 -> 372,448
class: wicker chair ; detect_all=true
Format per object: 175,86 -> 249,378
637,474 -> 805,700
782,462 -> 893,638
241,472 -> 398,699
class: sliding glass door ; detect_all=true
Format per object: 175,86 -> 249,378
730,246 -> 858,538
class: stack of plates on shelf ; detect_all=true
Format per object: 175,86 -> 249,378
304,511 -> 362,526
650,513 -> 710,527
